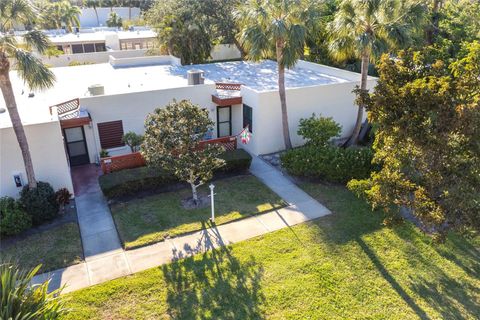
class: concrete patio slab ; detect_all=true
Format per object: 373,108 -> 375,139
125,240 -> 176,273
296,199 -> 331,219
215,216 -> 269,245
170,229 -> 217,259
82,229 -> 122,259
31,263 -> 89,294
78,215 -> 117,237
255,210 -> 291,232
87,252 -> 131,285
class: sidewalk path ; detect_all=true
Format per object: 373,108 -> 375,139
32,157 -> 331,294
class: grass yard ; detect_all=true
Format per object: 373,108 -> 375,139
63,183 -> 479,319
1,222 -> 83,273
112,175 -> 287,249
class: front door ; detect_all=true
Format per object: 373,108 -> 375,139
64,126 -> 90,166
217,106 -> 232,137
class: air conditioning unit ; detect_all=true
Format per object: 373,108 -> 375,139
187,69 -> 205,85
88,84 -> 105,96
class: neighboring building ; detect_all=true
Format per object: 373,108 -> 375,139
0,55 -> 376,198
37,28 -> 242,67
47,28 -> 156,54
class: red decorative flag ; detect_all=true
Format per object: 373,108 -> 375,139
240,126 -> 251,144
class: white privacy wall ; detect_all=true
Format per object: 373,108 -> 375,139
0,121 -> 74,198
243,79 -> 377,155
80,84 -> 218,159
40,49 -> 148,67
80,8 -> 141,28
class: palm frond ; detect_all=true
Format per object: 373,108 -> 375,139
22,30 -> 51,55
14,49 -> 55,91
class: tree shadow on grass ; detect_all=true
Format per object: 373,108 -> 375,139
160,222 -> 266,319
355,236 -> 431,320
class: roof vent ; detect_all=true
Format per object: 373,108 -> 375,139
187,69 -> 204,85
88,84 -> 104,96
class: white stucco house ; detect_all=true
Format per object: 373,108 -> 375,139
0,55 -> 376,198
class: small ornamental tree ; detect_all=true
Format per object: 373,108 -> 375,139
141,100 -> 225,204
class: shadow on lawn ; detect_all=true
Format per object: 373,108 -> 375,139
305,183 -> 479,319
160,222 -> 266,319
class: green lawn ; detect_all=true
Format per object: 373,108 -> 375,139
1,222 -> 83,273
63,183 -> 479,319
111,175 -> 287,249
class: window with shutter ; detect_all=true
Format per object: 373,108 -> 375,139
243,104 -> 253,133
97,120 -> 125,149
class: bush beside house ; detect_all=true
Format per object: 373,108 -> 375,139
0,197 -> 32,237
1,181 -> 69,237
100,149 -> 252,199
281,115 -> 375,183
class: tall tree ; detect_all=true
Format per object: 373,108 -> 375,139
0,0 -> 56,189
348,42 -> 480,239
237,0 -> 308,150
146,0 -> 212,64
41,0 -> 81,32
329,0 -> 425,146
84,0 -> 102,27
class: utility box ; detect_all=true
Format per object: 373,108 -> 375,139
187,69 -> 205,85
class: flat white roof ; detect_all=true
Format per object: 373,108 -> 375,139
48,30 -> 156,44
182,60 -> 350,91
0,59 -> 357,128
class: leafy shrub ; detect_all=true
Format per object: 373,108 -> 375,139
100,149 -> 252,198
0,197 -> 31,237
19,182 -> 59,225
122,131 -> 144,152
298,114 -> 341,146
55,188 -> 72,206
217,149 -> 252,173
99,149 -> 109,158
0,261 -> 66,319
281,145 -> 375,183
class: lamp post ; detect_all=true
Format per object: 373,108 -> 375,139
209,184 -> 215,222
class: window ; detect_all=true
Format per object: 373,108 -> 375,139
97,120 -> 125,149
121,42 -> 127,50
243,104 -> 253,133
71,44 -> 84,54
95,42 -> 106,52
56,45 -> 64,53
83,43 -> 95,53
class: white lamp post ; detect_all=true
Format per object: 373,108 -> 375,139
209,184 -> 215,222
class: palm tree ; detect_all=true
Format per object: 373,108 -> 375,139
0,0 -> 56,189
61,1 -> 81,32
329,0 -> 425,146
237,0 -> 308,150
84,0 -> 102,27
44,0 -> 81,32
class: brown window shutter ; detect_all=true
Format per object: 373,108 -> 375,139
98,120 -> 125,149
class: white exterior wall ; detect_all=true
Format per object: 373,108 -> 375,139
80,84 -> 217,160
242,79 -> 377,155
80,8 -> 141,28
40,49 -> 148,67
210,44 -> 242,61
0,121 -> 74,198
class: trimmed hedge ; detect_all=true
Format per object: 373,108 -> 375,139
281,145 -> 375,183
99,149 -> 252,199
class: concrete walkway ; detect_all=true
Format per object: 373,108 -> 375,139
32,157 -> 331,294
